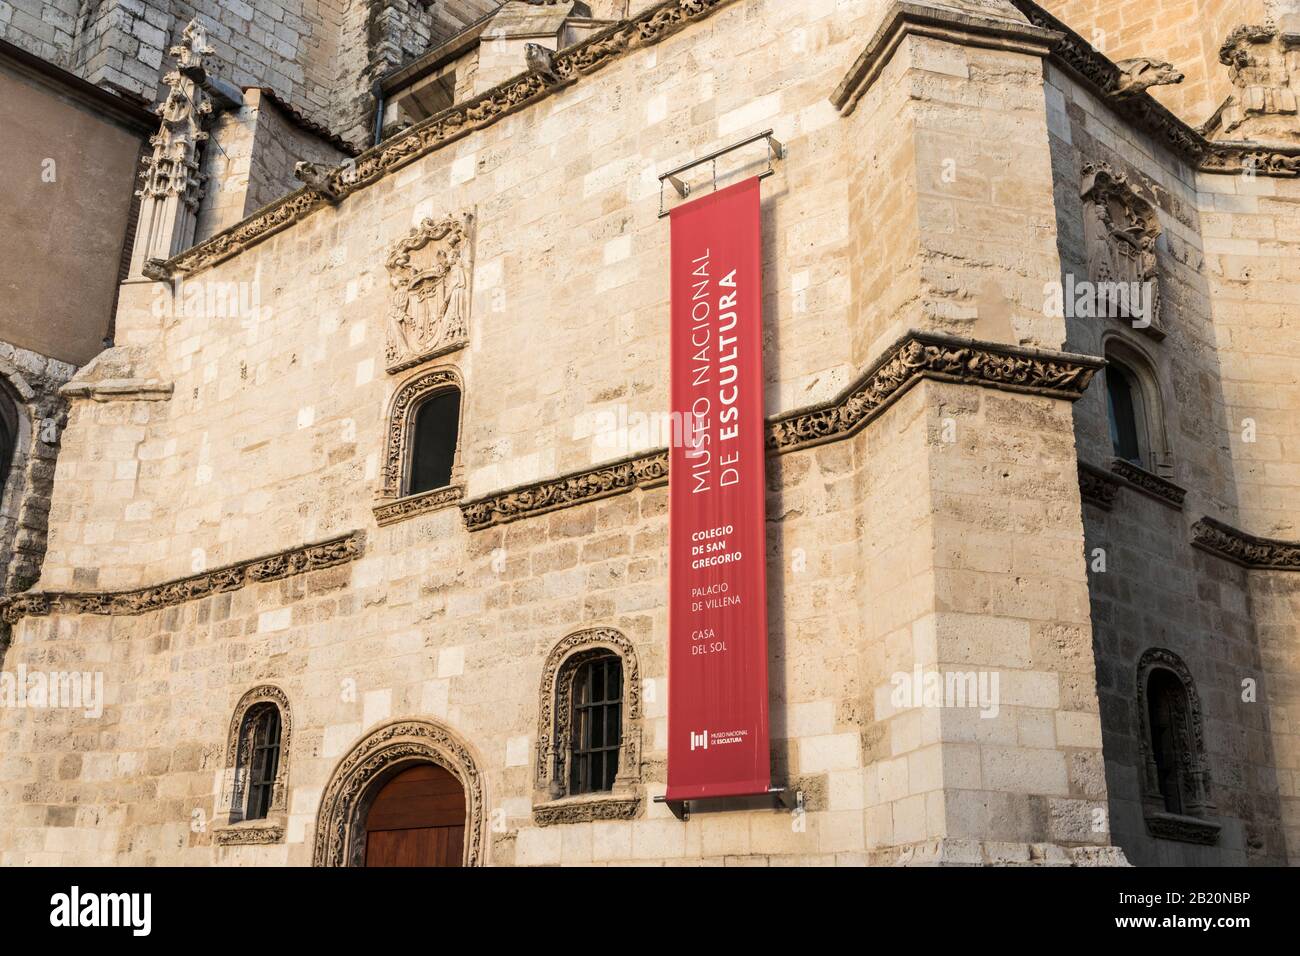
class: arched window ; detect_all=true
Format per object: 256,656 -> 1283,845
220,686 -> 292,839
1146,668 -> 1187,815
1135,649 -> 1219,844
1106,359 -> 1148,466
409,387 -> 461,495
569,653 -> 623,795
240,703 -> 282,820
376,368 -> 466,526
534,629 -> 643,825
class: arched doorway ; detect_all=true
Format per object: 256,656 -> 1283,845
363,764 -> 466,867
313,719 -> 485,867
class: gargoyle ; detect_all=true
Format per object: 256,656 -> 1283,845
525,43 -> 563,86
293,161 -> 340,203
1112,59 -> 1185,97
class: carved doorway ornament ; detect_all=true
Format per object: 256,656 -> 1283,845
312,719 -> 486,866
1081,163 -> 1165,339
385,214 -> 474,374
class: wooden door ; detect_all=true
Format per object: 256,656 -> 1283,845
363,764 -> 466,867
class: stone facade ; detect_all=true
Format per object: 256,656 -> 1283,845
0,0 -> 1297,867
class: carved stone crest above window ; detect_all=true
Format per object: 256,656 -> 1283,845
385,215 -> 473,374
1081,163 -> 1165,340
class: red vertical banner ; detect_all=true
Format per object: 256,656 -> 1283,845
666,177 -> 770,801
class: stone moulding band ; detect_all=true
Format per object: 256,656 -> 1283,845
1108,458 -> 1187,510
157,1 -> 1298,282
1191,517 -> 1300,571
1078,461 -> 1120,511
162,0 -> 742,278
0,531 -> 365,625
461,331 -> 1104,531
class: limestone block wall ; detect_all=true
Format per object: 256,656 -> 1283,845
1044,54 -> 1297,864
0,0 -> 1138,866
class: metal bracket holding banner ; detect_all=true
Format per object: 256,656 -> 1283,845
653,788 -> 803,823
657,129 -> 785,218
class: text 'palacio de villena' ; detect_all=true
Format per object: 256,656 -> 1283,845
0,0 -> 1298,868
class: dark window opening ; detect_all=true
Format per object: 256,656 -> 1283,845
0,410 -> 12,496
409,389 -> 461,495
1147,669 -> 1187,816
1106,363 -> 1144,465
243,704 -> 282,820
569,655 -> 623,796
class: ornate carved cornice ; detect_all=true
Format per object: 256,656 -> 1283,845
214,824 -> 285,846
0,531 -> 364,624
832,1 -> 1061,114
374,485 -> 465,526
463,450 -> 669,532
1144,812 -> 1221,846
1079,461 -> 1120,511
163,0 -> 742,277
1008,1 -> 1300,178
461,333 -> 1102,531
533,795 -> 643,827
1110,458 -> 1187,509
1191,517 -> 1300,571
766,332 -> 1103,455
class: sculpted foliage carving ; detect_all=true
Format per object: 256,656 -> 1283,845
0,532 -> 364,624
1192,517 -> 1300,570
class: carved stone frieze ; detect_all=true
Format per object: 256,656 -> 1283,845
214,824 -> 285,846
1078,461 -> 1120,511
1144,812 -> 1222,846
1009,1 -> 1300,177
0,531 -> 364,624
533,796 -> 643,827
385,216 -> 473,374
374,485 -> 465,526
1080,163 -> 1164,338
1191,517 -> 1300,570
1109,458 -> 1186,509
460,333 -> 1103,531
462,450 -> 669,532
765,332 -> 1104,455
312,719 -> 485,867
164,0 -> 743,277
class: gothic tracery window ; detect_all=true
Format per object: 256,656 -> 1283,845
534,630 -> 643,822
1136,649 -> 1218,844
568,654 -> 623,796
241,704 -> 282,821
223,686 -> 292,830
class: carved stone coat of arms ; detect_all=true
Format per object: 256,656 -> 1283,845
385,215 -> 473,373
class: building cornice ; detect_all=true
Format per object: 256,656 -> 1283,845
156,0 -> 1300,281
831,2 -> 1061,114
163,0 -> 742,278
1191,517 -> 1300,571
462,331 -> 1104,531
0,531 -> 364,625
